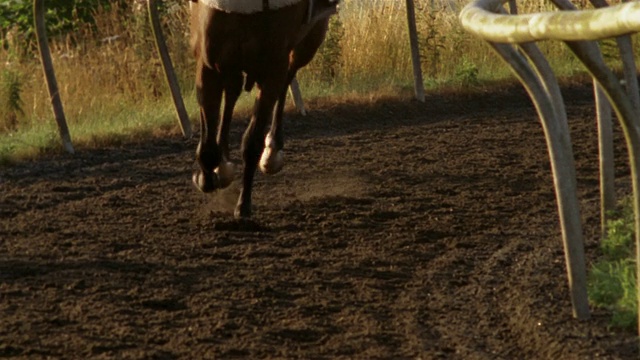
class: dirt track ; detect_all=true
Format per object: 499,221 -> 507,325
1,81 -> 638,359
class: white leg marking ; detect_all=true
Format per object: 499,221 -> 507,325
259,133 -> 284,175
214,161 -> 235,189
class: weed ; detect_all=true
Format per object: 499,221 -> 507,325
314,16 -> 345,83
0,68 -> 25,132
418,6 -> 447,79
454,59 -> 479,86
588,197 -> 638,329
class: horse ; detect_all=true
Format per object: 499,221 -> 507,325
189,0 -> 339,219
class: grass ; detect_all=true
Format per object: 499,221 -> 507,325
0,96 -> 190,164
588,197 -> 638,330
0,0 -> 637,164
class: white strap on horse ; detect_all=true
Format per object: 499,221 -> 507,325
198,0 -> 302,14
198,0 -> 339,19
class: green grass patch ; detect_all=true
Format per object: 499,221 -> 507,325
0,92 -> 199,164
588,197 -> 638,329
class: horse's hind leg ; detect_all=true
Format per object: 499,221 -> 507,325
193,61 -> 224,193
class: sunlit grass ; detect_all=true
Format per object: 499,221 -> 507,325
0,0 -> 638,164
588,197 -> 638,329
0,91 -> 195,164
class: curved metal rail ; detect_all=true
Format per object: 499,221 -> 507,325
460,0 -> 640,327
461,0 -> 640,42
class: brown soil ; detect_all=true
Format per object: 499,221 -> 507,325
1,80 -> 638,359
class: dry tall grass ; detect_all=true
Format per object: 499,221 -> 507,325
0,2 -> 194,159
0,0 -> 636,160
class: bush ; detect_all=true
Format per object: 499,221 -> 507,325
0,0 -> 127,48
314,16 -> 345,83
454,59 -> 479,86
418,8 -> 446,79
588,197 -> 638,329
0,68 -> 25,132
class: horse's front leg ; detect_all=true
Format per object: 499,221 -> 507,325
213,71 -> 244,189
192,62 -> 225,193
235,79 -> 285,218
260,22 -> 330,175
259,71 -> 293,175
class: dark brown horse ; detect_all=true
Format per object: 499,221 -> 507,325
189,0 -> 338,218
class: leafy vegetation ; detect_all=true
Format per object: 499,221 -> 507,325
314,16 -> 345,83
454,58 -> 480,86
0,0 -> 126,48
588,197 -> 638,329
0,68 -> 25,131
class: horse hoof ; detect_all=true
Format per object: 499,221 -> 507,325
234,204 -> 252,219
192,171 -> 216,193
259,148 -> 284,175
215,161 -> 235,188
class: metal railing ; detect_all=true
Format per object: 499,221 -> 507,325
460,0 -> 640,333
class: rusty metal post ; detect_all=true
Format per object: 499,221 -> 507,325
148,0 -> 192,138
34,0 -> 74,154
405,0 -> 425,102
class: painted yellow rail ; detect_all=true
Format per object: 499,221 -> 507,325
460,0 -> 640,42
